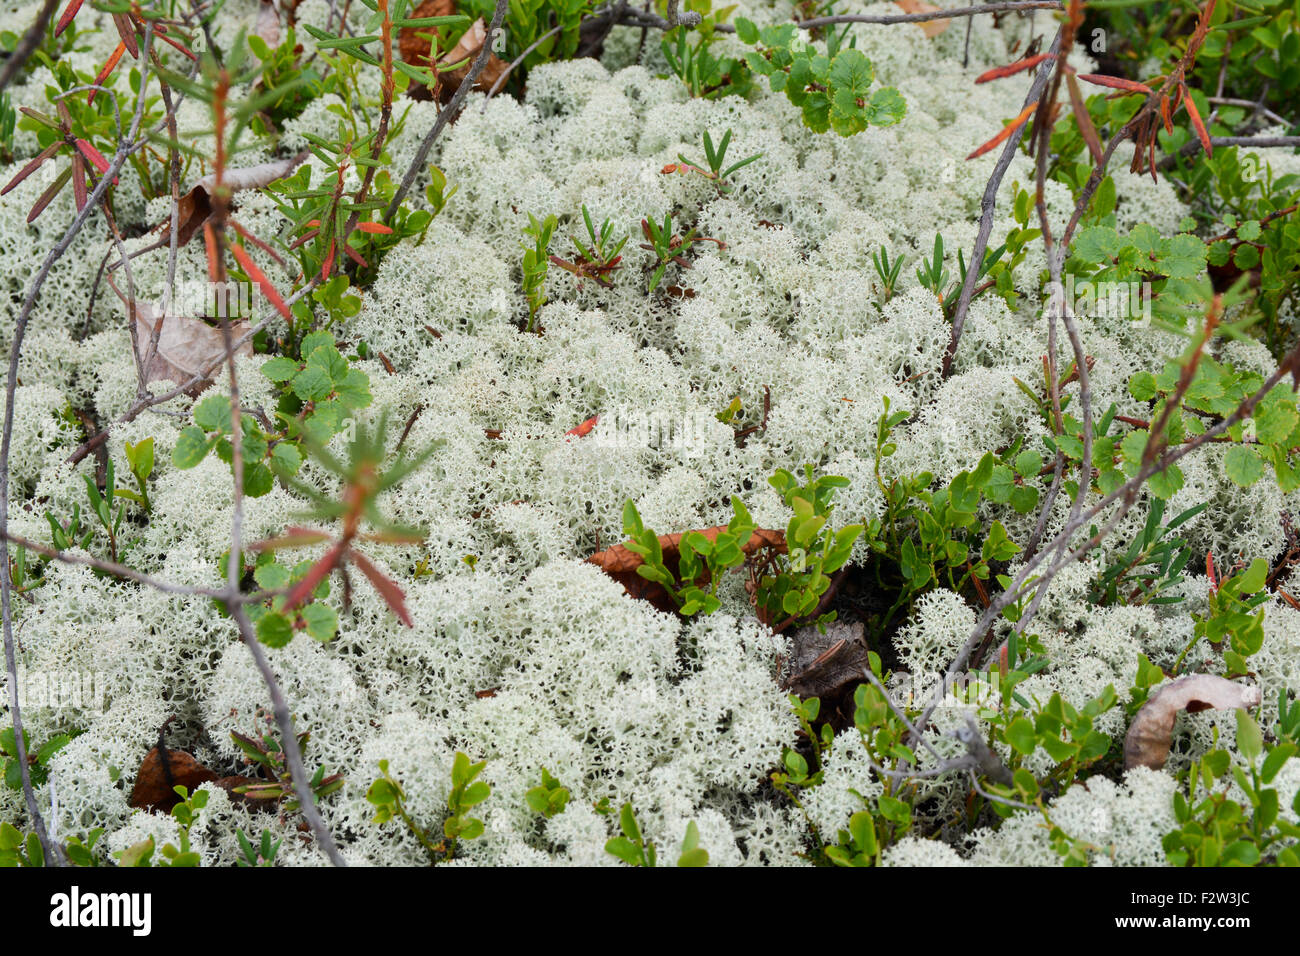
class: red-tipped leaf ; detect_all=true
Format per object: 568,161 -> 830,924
71,153 -> 87,211
89,42 -> 126,104
973,53 -> 1052,85
282,542 -> 346,612
55,0 -> 84,36
566,414 -> 599,437
320,240 -> 336,280
26,166 -> 71,223
349,550 -> 414,627
229,242 -> 294,321
966,102 -> 1038,161
75,138 -> 112,176
1077,73 -> 1154,95
1184,87 -> 1212,157
112,12 -> 138,58
2,142 -> 61,196
203,222 -> 221,283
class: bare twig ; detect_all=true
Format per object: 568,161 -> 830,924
0,0 -> 59,95
590,0 -> 1061,34
2,22 -> 156,869
0,533 -> 225,598
1156,135 -> 1300,172
384,0 -> 509,224
787,2 -> 1062,31
942,28 -> 1065,379
207,78 -> 349,866
482,23 -> 564,108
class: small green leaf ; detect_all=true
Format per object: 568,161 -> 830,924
172,427 -> 214,469
1005,717 -> 1037,755
300,603 -> 338,642
256,611 -> 294,648
1224,445 -> 1265,487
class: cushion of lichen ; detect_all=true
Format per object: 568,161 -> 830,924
3,0 -> 1299,865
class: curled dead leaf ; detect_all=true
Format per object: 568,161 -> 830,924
194,150 -> 309,199
436,18 -> 507,96
128,746 -> 218,812
129,296 -> 254,392
160,150 -> 309,249
1124,674 -> 1261,770
402,12 -> 507,101
783,618 -> 872,701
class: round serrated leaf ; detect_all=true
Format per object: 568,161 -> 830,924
256,611 -> 294,648
1224,445 -> 1265,487
253,562 -> 290,591
244,462 -> 275,498
261,356 -> 300,382
173,426 -> 213,469
193,394 -> 231,432
1005,717 -> 1037,755
292,364 -> 334,401
301,603 -> 338,642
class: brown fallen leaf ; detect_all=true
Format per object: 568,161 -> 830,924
399,0 -> 457,65
128,745 -> 219,812
894,0 -> 949,37
1124,674 -> 1262,771
255,0 -> 280,47
130,297 -> 254,391
782,618 -> 873,700
402,11 -> 506,101
158,150 -> 310,250
588,525 -> 785,614
435,18 -> 508,98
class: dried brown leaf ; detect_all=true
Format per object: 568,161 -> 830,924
128,746 -> 218,811
399,0 -> 457,66
783,619 -> 873,700
894,0 -> 949,37
1124,674 -> 1261,770
255,0 -> 281,48
159,150 -> 308,249
129,296 -> 253,391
